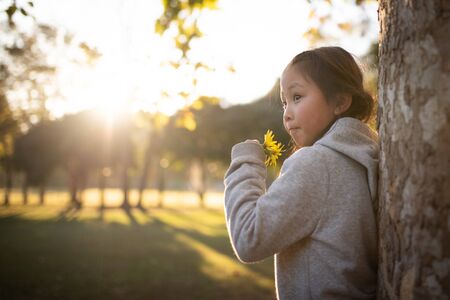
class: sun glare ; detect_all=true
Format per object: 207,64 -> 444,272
93,100 -> 123,124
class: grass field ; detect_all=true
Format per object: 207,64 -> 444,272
0,190 -> 275,300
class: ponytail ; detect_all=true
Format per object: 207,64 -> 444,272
345,90 -> 374,122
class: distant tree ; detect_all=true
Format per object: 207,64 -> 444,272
57,111 -> 108,208
162,96 -> 226,206
0,93 -> 19,205
96,125 -> 113,209
162,84 -> 288,206
1,4 -> 101,206
134,112 -> 168,208
224,81 -> 289,152
0,12 -> 57,204
13,121 -> 62,205
1,23 -> 59,128
12,110 -> 134,209
1,26 -> 100,127
111,116 -> 135,209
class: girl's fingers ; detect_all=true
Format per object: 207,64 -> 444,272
245,139 -> 260,144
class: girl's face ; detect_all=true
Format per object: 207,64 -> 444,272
280,65 -> 339,148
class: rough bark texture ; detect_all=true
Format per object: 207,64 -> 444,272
377,1 -> 450,299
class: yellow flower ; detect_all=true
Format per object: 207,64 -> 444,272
263,129 -> 285,167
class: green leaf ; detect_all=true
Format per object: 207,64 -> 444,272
155,20 -> 165,35
20,8 -> 28,16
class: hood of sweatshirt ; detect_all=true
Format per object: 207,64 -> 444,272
315,117 -> 379,202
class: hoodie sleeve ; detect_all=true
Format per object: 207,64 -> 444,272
224,141 -> 328,263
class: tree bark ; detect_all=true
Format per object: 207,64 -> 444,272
377,1 -> 450,299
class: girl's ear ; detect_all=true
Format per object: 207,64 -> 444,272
333,94 -> 352,116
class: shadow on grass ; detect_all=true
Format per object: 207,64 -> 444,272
0,208 -> 275,300
57,205 -> 146,226
149,209 -> 275,278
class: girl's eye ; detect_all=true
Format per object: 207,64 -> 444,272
293,95 -> 303,102
281,100 -> 287,109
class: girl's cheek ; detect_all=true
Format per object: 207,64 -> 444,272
297,103 -> 309,118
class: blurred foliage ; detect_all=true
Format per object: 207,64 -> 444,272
156,0 -> 376,56
0,0 -> 101,190
2,0 -> 35,27
0,5 -> 101,137
0,87 -> 19,158
303,0 -> 376,46
155,0 -> 218,59
161,82 -> 289,167
155,0 -> 230,126
360,42 -> 378,129
1,24 -> 57,127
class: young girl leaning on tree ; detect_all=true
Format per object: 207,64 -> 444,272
224,46 -> 379,300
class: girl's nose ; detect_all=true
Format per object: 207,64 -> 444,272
283,105 -> 293,122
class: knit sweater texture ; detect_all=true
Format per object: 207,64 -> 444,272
224,117 -> 379,299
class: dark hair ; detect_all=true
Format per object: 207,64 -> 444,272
288,46 -> 374,122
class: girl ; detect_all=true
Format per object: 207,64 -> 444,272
224,47 -> 378,299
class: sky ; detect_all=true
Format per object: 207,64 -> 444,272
10,0 -> 378,117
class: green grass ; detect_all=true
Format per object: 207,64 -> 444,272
0,194 -> 275,300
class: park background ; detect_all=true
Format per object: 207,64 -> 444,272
0,0 -> 378,210
4,0 -> 446,299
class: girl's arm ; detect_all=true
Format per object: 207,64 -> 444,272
224,141 -> 328,263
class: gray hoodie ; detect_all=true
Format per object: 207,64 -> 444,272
224,117 -> 378,299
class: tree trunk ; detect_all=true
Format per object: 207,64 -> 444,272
3,162 -> 12,206
22,174 -> 28,205
198,158 -> 207,208
67,159 -> 82,209
137,159 -> 149,207
377,1 -> 450,299
157,164 -> 165,208
68,172 -> 81,209
121,165 -> 130,209
38,181 -> 45,205
69,185 -> 78,207
78,171 -> 87,208
137,132 -> 154,208
98,168 -> 106,209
